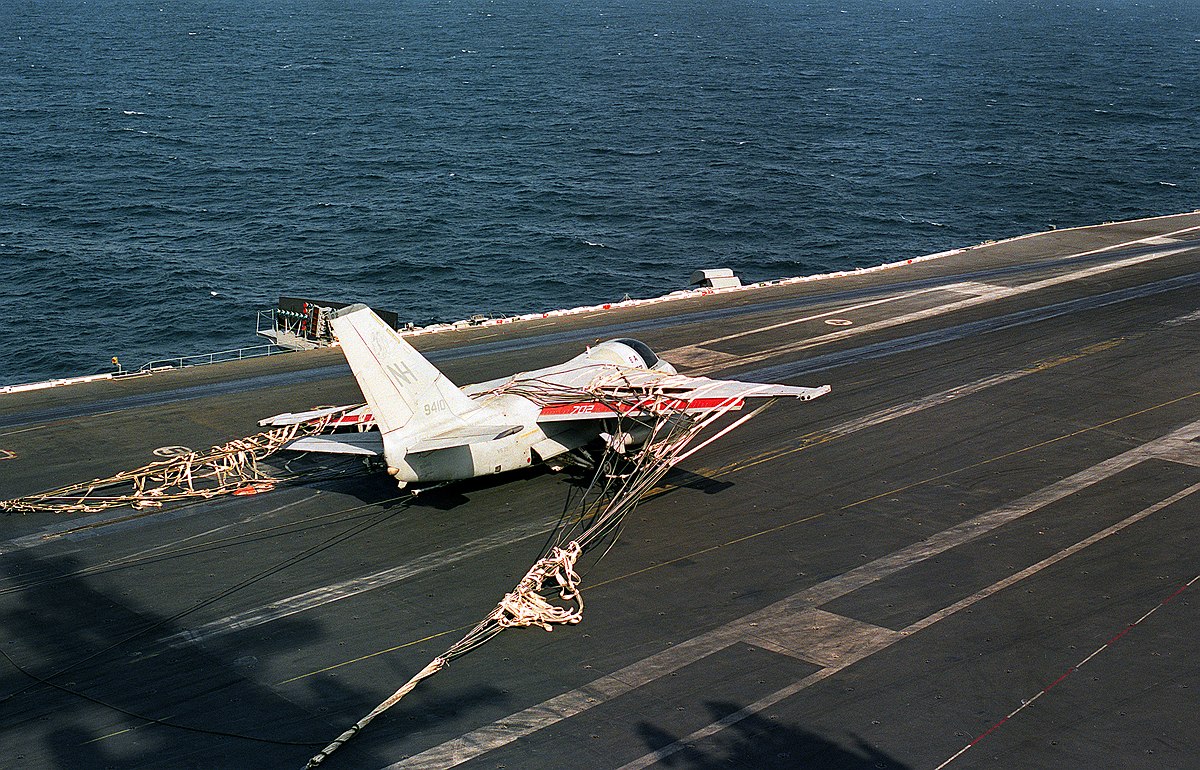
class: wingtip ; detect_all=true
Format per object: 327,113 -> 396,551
789,384 -> 831,400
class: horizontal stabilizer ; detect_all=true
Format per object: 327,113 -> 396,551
286,433 -> 384,456
259,404 -> 365,427
407,425 -> 523,453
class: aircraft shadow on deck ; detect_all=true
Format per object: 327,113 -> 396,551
661,467 -> 736,496
636,701 -> 910,769
272,439 -> 738,515
269,454 -> 408,507
407,466 -> 553,511
273,453 -> 578,511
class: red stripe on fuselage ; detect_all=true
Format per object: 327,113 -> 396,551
306,397 -> 745,428
538,397 -> 744,418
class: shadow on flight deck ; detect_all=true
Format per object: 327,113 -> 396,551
637,700 -> 910,769
0,547 -> 396,769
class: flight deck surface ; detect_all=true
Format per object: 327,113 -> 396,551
2,213 -> 1198,769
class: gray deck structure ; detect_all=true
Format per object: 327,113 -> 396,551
2,213 -> 1198,769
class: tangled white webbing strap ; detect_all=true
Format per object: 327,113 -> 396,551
0,423 -> 309,514
493,541 -> 584,631
302,399 -> 779,767
305,655 -> 449,768
303,542 -> 585,768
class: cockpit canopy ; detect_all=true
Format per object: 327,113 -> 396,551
613,338 -> 660,368
586,338 -> 677,374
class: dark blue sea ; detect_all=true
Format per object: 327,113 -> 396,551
2,0 -> 1197,385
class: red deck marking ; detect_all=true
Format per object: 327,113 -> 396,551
935,574 -> 1200,769
1161,582 -> 1191,604
1106,623 -> 1139,645
966,715 -> 1009,748
1042,668 -> 1076,692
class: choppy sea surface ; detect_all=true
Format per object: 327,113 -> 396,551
1,0 -> 1197,385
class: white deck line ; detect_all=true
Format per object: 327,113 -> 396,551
154,513 -> 565,650
408,217 -> 1200,336
666,245 -> 1192,367
383,417 -> 1200,770
619,483 -> 1200,770
5,214 -> 1198,395
158,335 -> 1124,650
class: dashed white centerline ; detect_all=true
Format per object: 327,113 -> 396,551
665,245 -> 1193,372
617,481 -> 1200,770
932,568 -> 1200,769
384,418 -> 1200,770
161,335 -> 1130,652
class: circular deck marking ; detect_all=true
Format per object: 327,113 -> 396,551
824,318 -> 854,326
153,445 -> 193,457
0,449 -> 16,461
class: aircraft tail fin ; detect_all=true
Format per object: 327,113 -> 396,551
328,304 -> 479,436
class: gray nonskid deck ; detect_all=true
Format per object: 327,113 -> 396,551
1,213 -> 1198,769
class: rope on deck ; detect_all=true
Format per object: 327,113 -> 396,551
305,389 -> 778,768
0,414 -> 344,515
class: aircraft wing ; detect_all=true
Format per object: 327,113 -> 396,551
535,370 -> 829,423
405,424 -> 524,453
283,424 -> 524,457
268,366 -> 827,446
259,404 -> 371,429
286,432 -> 384,456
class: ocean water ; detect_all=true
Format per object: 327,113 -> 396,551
1,0 -> 1197,385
